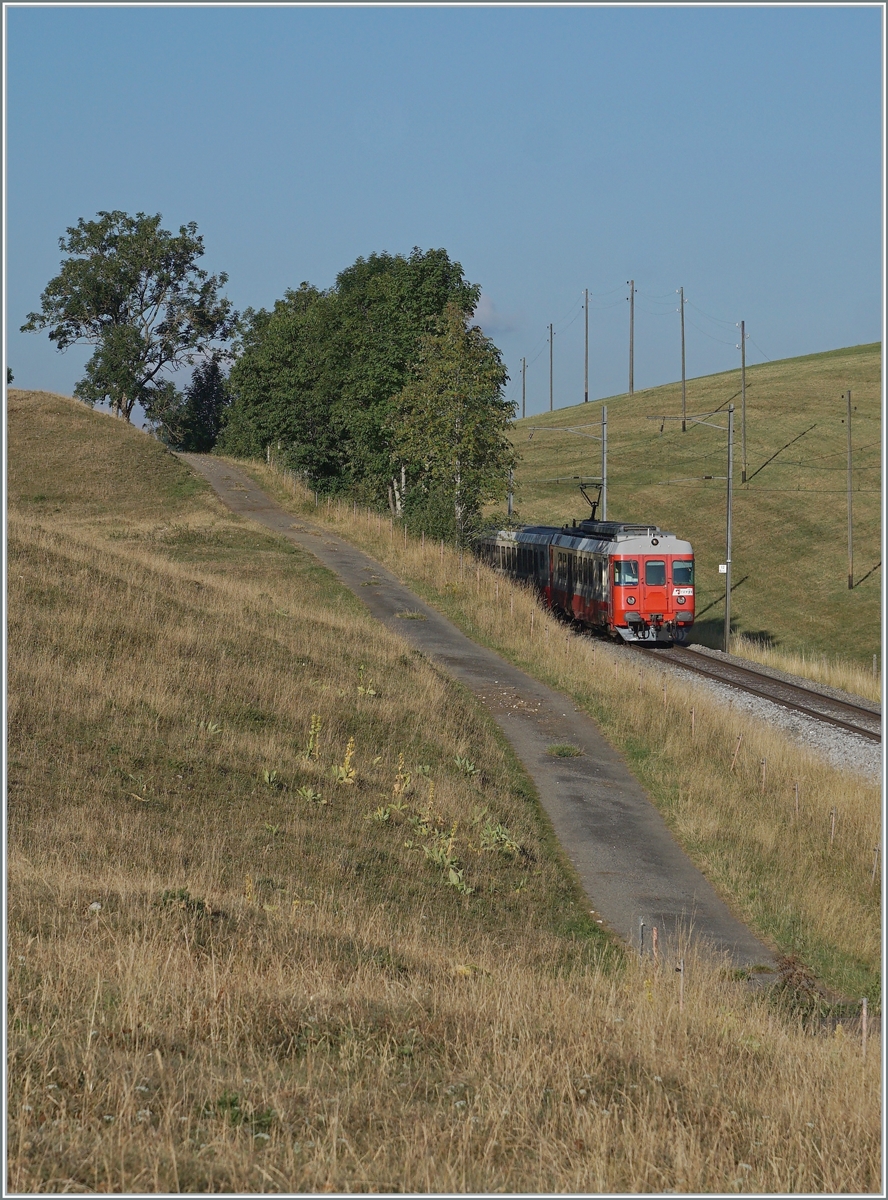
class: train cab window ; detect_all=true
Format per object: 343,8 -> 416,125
645,560 -> 666,586
673,560 -> 694,585
613,560 -> 638,586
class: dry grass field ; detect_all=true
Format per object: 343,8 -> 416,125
506,343 -> 881,671
7,389 -> 881,1193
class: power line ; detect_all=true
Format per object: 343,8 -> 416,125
585,297 -> 627,310
556,306 -> 584,335
685,318 -> 738,346
685,298 -> 737,326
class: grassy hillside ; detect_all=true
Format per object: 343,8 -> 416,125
249,461 -> 881,1003
507,343 -> 881,666
7,390 -> 880,1193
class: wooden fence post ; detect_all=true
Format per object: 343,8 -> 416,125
861,997 -> 868,1060
730,733 -> 742,772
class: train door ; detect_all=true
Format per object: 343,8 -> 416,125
594,556 -> 607,626
640,557 -> 667,618
566,553 -> 575,615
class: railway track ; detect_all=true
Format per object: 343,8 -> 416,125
627,643 -> 882,744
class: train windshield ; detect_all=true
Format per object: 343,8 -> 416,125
614,560 -> 638,586
645,560 -> 666,586
672,560 -> 694,585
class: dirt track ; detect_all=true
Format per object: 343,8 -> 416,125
179,454 -> 777,972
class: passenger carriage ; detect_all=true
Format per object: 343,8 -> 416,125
476,518 -> 695,645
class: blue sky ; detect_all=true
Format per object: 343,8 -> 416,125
4,4 -> 883,418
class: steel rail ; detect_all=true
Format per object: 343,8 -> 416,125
627,643 -> 882,744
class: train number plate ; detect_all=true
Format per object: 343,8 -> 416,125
672,588 -> 694,596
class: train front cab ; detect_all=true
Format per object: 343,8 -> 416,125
611,551 -> 694,643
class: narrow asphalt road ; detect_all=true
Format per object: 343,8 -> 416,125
180,454 -> 776,971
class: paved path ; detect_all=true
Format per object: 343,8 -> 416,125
180,454 -> 776,971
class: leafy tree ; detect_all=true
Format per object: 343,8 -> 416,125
390,302 -> 515,543
6,367 -> 13,384
220,284 -> 351,483
21,211 -> 237,422
221,248 -> 480,503
150,356 -> 230,452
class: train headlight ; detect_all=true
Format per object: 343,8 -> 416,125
626,595 -> 636,605
676,596 -> 686,605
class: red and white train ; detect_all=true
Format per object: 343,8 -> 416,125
477,517 -> 695,644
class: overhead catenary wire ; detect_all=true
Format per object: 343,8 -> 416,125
660,484 -> 879,493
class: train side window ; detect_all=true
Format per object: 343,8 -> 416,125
614,560 -> 638,586
673,560 -> 694,585
645,560 -> 666,586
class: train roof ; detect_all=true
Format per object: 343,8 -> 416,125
481,522 -> 692,553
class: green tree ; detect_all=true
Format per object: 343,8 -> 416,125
220,284 -> 350,483
221,248 -> 480,502
390,302 -> 515,543
21,211 -> 236,422
151,356 -> 230,452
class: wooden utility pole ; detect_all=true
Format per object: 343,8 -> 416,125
680,286 -> 687,432
628,280 -> 635,395
521,356 -> 526,420
740,320 -> 748,482
725,404 -> 735,653
601,405 -> 608,520
846,390 -> 853,589
549,323 -> 554,412
584,288 -> 589,403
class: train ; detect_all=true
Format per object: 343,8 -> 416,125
476,505 -> 695,645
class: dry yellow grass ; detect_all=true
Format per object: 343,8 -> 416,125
7,391 -> 881,1193
730,634 -> 880,705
